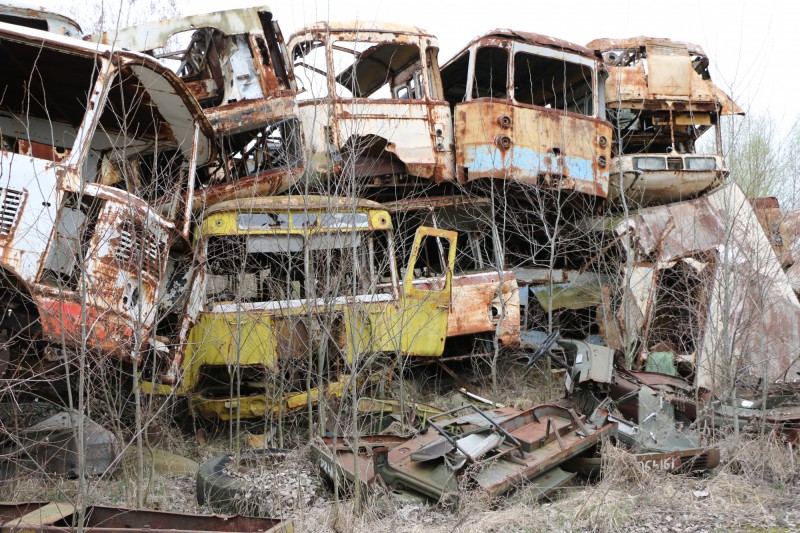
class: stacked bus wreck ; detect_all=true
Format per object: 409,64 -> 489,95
441,30 -> 612,197
288,21 -> 455,197
99,12 -> 521,419
146,196 -> 517,419
588,37 -> 743,206
569,38 -> 800,435
436,31 -> 613,338
0,20 -> 214,378
94,6 -> 304,209
3,5 -> 800,517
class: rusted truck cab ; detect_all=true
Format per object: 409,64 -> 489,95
587,37 -> 742,206
288,21 -> 455,193
440,30 -> 612,198
145,197 -> 518,419
94,6 -> 303,208
607,153 -> 728,206
0,22 -> 214,373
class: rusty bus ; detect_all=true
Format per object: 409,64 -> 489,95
0,21 -> 214,375
0,2 -> 82,37
587,37 -> 742,206
440,30 -> 613,198
94,6 -> 303,209
288,21 -> 456,196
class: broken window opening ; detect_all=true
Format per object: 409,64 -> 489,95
513,52 -> 593,115
0,14 -> 48,31
204,229 -> 393,304
151,28 -> 218,79
293,40 -> 329,99
149,28 -> 226,108
441,49 -> 470,108
0,38 -> 99,158
331,40 -> 424,99
646,260 -> 709,356
472,46 -> 509,100
200,118 -> 302,188
412,235 -> 452,288
91,70 -> 189,212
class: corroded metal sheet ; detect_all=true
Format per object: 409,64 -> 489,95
448,271 -> 520,346
374,404 -> 613,504
0,502 -> 293,533
751,197 -> 794,267
454,98 -> 611,198
591,37 -> 743,115
615,182 -> 800,392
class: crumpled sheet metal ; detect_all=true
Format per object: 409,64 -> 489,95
4,411 -> 118,478
0,502 -> 293,533
615,182 -> 800,392
373,404 -> 613,504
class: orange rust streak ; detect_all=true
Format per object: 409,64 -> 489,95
36,297 -> 136,359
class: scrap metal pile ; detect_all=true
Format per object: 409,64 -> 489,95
0,1 -> 799,514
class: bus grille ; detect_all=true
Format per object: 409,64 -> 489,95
0,188 -> 24,236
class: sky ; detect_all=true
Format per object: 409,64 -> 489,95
49,0 -> 800,133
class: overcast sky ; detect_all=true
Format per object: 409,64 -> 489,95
54,0 -> 799,133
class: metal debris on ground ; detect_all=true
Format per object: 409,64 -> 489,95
370,403 -> 615,504
2,410 -> 118,479
0,502 -> 293,533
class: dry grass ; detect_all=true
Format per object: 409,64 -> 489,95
1,369 -> 799,532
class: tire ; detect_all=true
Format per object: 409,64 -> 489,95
196,448 -> 290,514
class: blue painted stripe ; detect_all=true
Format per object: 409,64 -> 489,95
465,145 -> 597,182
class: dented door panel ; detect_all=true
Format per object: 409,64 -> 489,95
332,100 -> 455,182
400,227 -> 456,357
448,271 -> 520,346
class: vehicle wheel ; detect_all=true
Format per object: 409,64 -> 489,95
196,448 -> 290,514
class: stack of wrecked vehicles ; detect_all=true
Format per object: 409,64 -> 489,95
92,7 -> 522,421
0,1 -> 799,517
